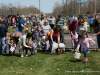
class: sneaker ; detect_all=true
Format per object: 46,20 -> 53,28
85,58 -> 88,62
87,51 -> 90,53
21,55 -> 24,57
26,55 -> 28,57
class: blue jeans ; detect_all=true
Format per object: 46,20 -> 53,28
41,43 -> 46,51
9,23 -> 11,27
21,44 -> 28,55
31,48 -> 36,55
19,29 -> 24,34
0,37 -> 6,54
60,29 -> 64,41
97,35 -> 100,48
90,24 -> 93,33
13,27 -> 16,31
9,45 -> 15,56
49,40 -> 58,53
4,40 -> 7,54
83,47 -> 89,57
16,23 -> 19,31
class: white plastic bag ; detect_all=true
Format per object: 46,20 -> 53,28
58,43 -> 65,48
64,26 -> 68,30
52,42 -> 58,50
10,46 -> 15,52
74,52 -> 81,59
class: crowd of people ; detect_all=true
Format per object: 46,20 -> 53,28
0,13 -> 100,62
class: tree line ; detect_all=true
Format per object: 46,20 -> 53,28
52,0 -> 100,17
0,3 -> 40,16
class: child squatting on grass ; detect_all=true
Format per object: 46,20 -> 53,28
76,31 -> 96,62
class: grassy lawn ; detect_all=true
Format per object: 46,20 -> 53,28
0,51 -> 100,75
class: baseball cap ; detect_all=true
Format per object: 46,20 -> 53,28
74,17 -> 78,21
58,15 -> 62,17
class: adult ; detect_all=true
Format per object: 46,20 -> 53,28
32,21 -> 41,50
19,33 -> 32,57
15,14 -> 20,31
8,16 -> 12,27
68,15 -> 74,26
0,16 -> 8,29
40,16 -> 44,26
75,19 -> 87,52
41,20 -> 51,36
48,16 -> 55,29
78,15 -> 84,21
89,17 -> 94,33
49,25 -> 61,54
0,16 -> 8,54
19,15 -> 26,34
56,15 -> 66,41
69,17 -> 78,49
0,22 -> 8,55
93,20 -> 100,51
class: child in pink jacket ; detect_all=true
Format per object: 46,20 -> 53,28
76,31 -> 96,62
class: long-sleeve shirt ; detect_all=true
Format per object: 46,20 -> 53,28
75,25 -> 87,37
76,38 -> 95,50
30,41 -> 37,49
69,21 -> 78,32
19,35 -> 31,48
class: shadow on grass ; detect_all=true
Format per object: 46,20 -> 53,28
69,59 -> 82,63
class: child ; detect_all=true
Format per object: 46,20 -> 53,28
30,37 -> 37,55
41,36 -> 46,51
8,34 -> 16,56
59,40 -> 67,55
76,31 -> 96,62
25,26 -> 29,33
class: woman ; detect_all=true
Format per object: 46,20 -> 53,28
19,33 -> 32,57
93,20 -> 100,51
41,20 -> 51,36
49,25 -> 61,55
75,19 -> 87,52
13,31 -> 24,52
32,21 -> 41,50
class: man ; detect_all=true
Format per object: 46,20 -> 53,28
0,22 -> 8,55
15,14 -> 20,31
69,17 -> 78,49
0,16 -> 8,29
56,15 -> 66,41
19,15 -> 26,34
0,16 -> 8,54
89,17 -> 94,33
68,15 -> 74,26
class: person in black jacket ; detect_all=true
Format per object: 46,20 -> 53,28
0,16 -> 8,29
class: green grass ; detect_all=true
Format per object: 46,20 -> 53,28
8,25 -> 32,34
0,51 -> 100,75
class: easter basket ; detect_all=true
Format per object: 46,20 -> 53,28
74,52 -> 81,59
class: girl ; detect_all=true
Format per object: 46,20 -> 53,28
76,31 -> 96,62
30,37 -> 37,55
8,34 -> 16,56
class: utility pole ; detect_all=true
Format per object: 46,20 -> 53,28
39,0 -> 41,17
66,0 -> 67,15
95,0 -> 96,14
